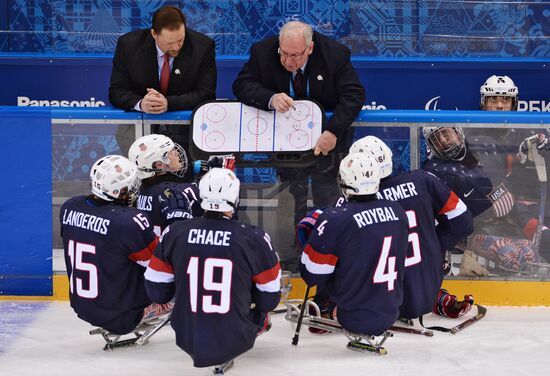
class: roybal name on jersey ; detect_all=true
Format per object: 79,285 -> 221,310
136,195 -> 153,211
353,206 -> 399,228
378,182 -> 418,201
188,229 -> 232,246
62,209 -> 110,235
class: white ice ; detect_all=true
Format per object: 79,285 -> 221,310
1,301 -> 549,376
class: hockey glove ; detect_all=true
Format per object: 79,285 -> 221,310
432,289 -> 474,319
518,134 -> 549,164
296,209 -> 324,249
208,154 -> 236,171
158,189 -> 192,227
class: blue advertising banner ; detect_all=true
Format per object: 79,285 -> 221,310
0,55 -> 549,112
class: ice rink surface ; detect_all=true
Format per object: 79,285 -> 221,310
1,301 -> 549,376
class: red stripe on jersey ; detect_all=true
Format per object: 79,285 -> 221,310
303,244 -> 338,266
149,254 -> 173,274
253,263 -> 281,285
129,237 -> 159,262
438,191 -> 459,215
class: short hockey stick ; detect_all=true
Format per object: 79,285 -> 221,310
291,285 -> 311,346
419,304 -> 487,334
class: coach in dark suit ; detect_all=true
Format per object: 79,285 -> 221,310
233,21 -> 364,268
109,6 -> 216,180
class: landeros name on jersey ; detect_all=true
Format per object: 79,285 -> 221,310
62,209 -> 110,235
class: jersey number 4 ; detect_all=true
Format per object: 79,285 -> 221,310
67,240 -> 98,299
187,257 -> 233,314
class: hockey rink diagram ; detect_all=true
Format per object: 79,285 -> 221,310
192,101 -> 322,152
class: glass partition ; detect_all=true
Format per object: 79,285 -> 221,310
50,109 -> 550,284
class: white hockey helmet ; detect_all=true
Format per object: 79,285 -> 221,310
349,136 -> 393,179
338,153 -> 381,197
128,134 -> 188,179
90,155 -> 140,204
199,167 -> 240,213
480,75 -> 518,110
422,126 -> 466,161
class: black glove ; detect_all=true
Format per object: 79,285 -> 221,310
158,189 -> 192,227
207,154 -> 236,171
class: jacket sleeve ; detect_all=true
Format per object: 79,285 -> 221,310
427,172 -> 474,250
108,36 -> 143,110
144,227 -> 176,304
299,212 -> 340,287
167,38 -> 217,110
232,43 -> 278,110
324,48 -> 365,139
250,230 -> 281,313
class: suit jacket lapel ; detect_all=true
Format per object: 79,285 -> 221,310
305,53 -> 324,99
170,39 -> 193,93
142,34 -> 160,88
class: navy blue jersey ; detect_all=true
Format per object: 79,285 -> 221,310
144,215 -> 281,367
423,152 -> 493,218
379,170 -> 473,318
301,199 -> 408,336
136,176 -> 203,236
60,196 -> 158,335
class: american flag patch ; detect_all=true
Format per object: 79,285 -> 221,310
487,183 -> 515,217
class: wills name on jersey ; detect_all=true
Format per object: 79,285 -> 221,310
378,170 -> 472,319
60,196 -> 158,335
136,180 -> 203,236
301,199 -> 408,336
144,216 -> 281,367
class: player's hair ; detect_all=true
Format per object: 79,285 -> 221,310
152,6 -> 186,34
279,21 -> 313,45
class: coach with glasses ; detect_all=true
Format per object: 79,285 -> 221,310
233,21 -> 365,270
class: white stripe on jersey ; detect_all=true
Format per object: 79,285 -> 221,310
301,252 -> 335,275
136,260 -> 150,268
444,198 -> 468,220
144,267 -> 174,283
255,270 -> 282,293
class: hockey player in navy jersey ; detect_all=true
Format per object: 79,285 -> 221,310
128,134 -> 203,236
60,155 -> 171,338
300,153 -> 409,337
144,168 -> 281,370
350,136 -> 474,320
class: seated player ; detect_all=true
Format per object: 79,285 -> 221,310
350,136 -> 474,321
60,155 -> 172,346
300,153 -> 408,341
128,134 -> 203,236
144,168 -> 281,371
422,124 -> 546,271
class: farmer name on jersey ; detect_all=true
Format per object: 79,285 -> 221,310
61,209 -> 110,235
377,182 -> 418,201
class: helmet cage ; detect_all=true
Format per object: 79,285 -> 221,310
424,127 -> 467,161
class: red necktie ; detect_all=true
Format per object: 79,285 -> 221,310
159,54 -> 170,95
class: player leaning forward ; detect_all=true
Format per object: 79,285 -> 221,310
300,153 -> 409,345
60,155 -> 171,344
144,168 -> 281,371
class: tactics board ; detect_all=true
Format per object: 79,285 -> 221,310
192,100 -> 323,153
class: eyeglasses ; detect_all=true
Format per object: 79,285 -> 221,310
278,43 -> 310,60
